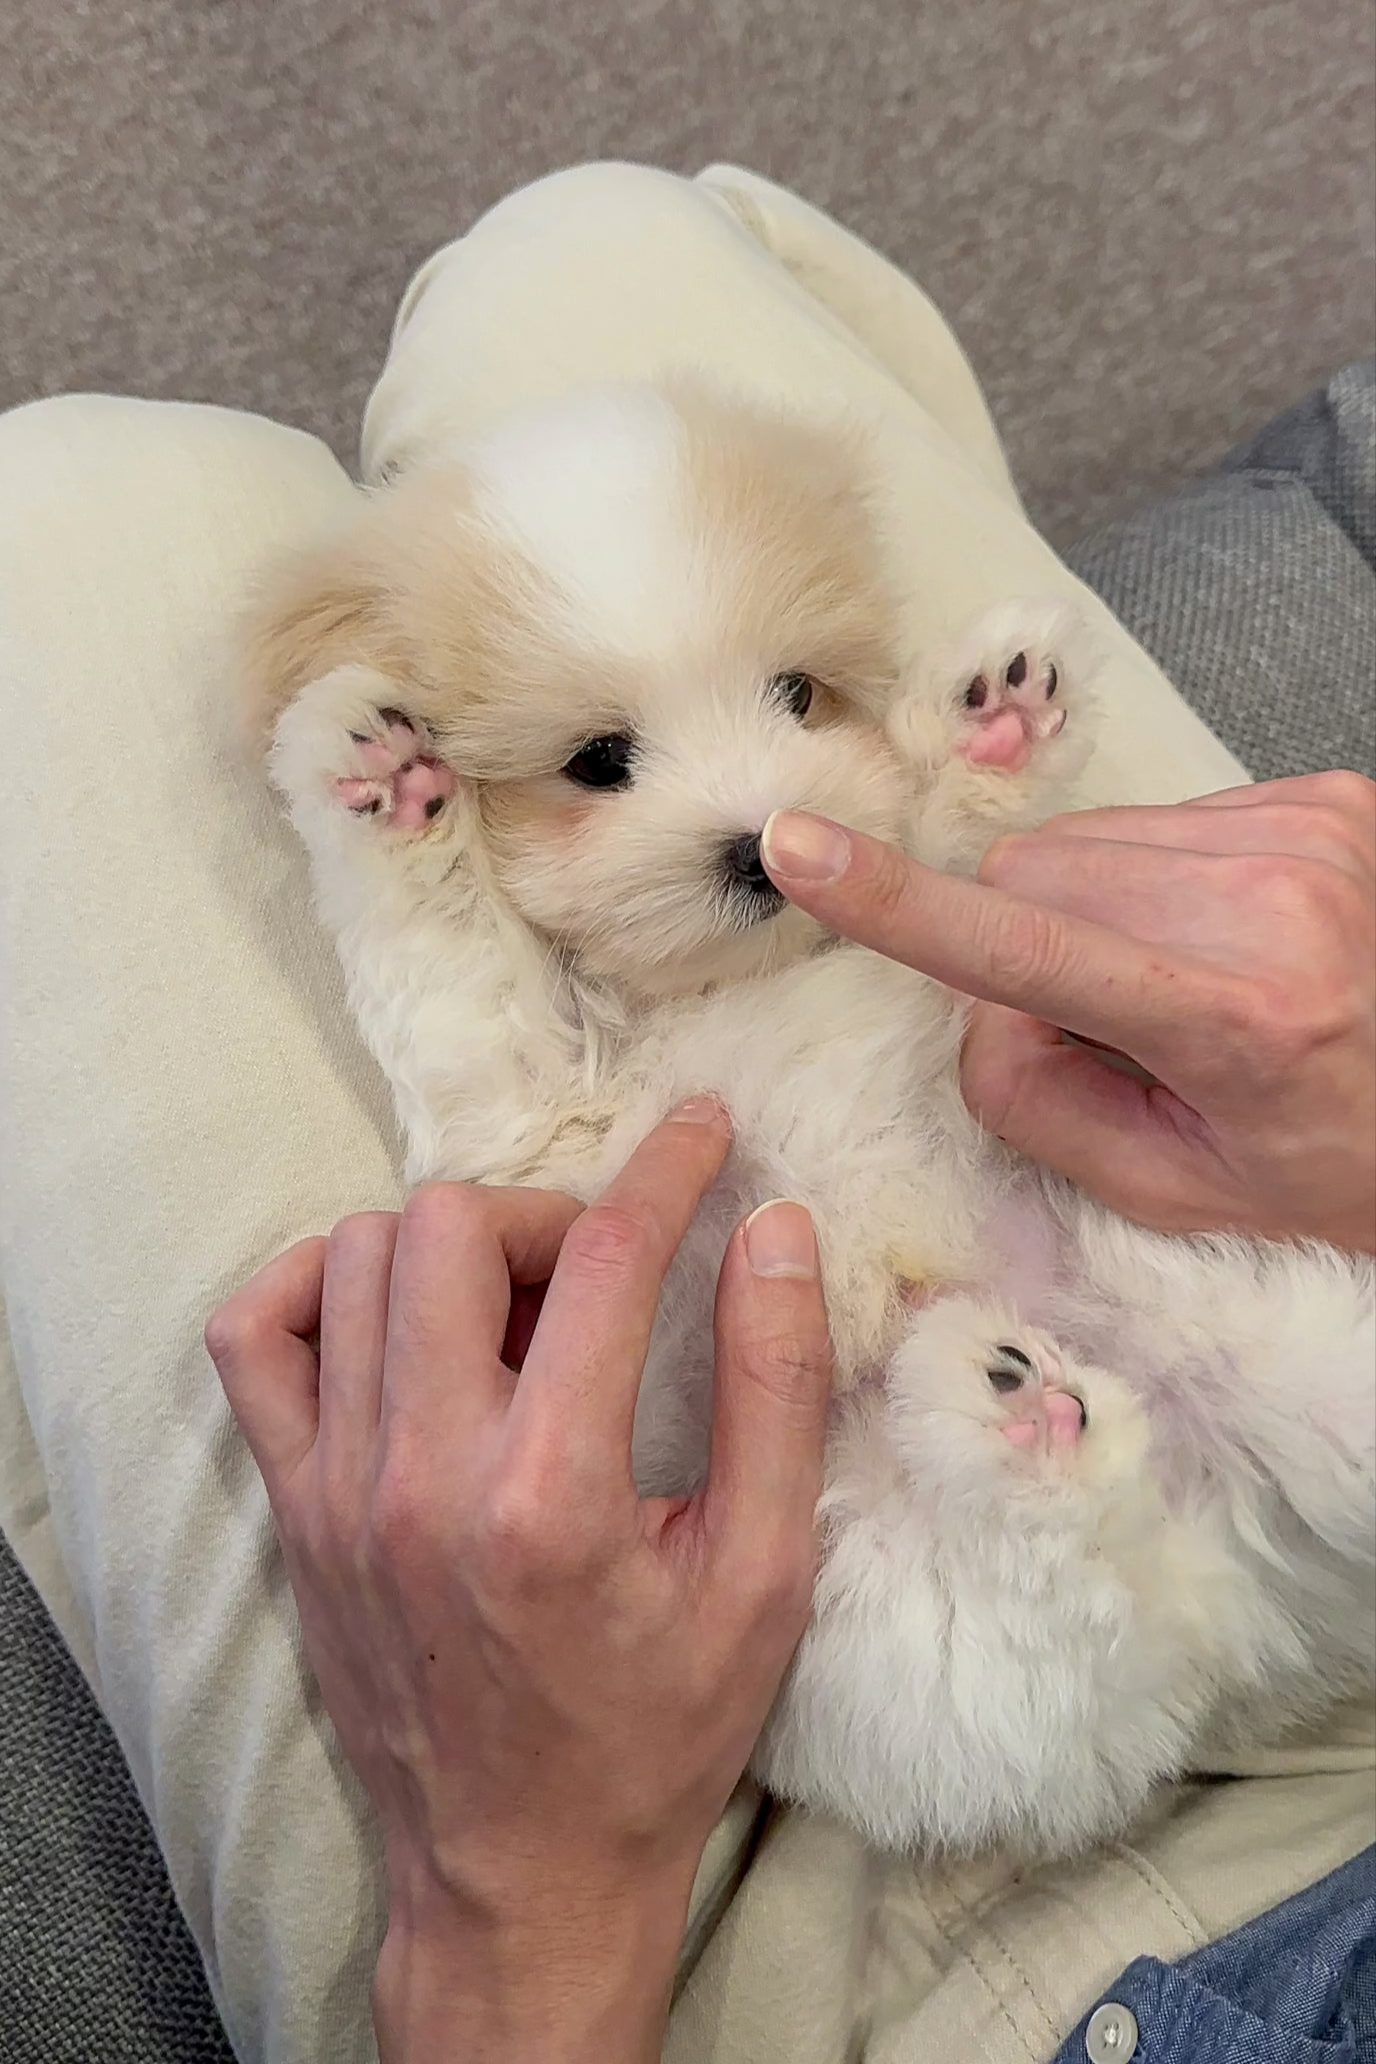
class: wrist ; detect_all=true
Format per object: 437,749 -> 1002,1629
373,1845 -> 696,2064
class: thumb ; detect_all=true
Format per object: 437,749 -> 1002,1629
961,1003 -> 1223,1229
705,1201 -> 833,1571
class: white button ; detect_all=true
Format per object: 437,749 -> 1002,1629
1084,2002 -> 1139,2063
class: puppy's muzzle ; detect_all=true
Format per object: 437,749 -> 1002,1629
721,833 -> 787,921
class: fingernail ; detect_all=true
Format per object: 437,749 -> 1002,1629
762,810 -> 850,883
674,1093 -> 730,1126
744,1200 -> 818,1279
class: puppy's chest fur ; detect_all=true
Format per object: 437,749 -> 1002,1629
407,943 -> 1001,1488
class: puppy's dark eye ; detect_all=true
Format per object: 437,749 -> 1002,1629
772,671 -> 814,720
562,734 -> 636,790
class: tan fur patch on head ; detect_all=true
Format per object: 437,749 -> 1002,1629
238,466 -> 570,766
241,384 -> 899,769
240,459 -> 671,790
672,382 -> 901,716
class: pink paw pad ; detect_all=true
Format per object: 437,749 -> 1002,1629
958,648 -> 1066,772
334,711 -> 457,831
986,1342 -> 1087,1454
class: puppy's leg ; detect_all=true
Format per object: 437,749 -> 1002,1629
266,667 -> 585,1192
754,1303 -> 1218,1855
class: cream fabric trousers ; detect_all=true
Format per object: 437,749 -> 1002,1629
0,163 -> 1369,2064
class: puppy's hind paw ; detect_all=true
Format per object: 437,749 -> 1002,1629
984,1338 -> 1088,1455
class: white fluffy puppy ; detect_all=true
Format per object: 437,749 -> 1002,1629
245,381 -> 1375,1857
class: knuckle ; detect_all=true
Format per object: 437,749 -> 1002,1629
475,1468 -> 574,1575
1260,968 -> 1365,1062
1307,767 -> 1376,822
983,898 -> 1068,996
1264,854 -> 1335,925
1311,868 -> 1373,947
742,1329 -> 831,1419
329,1209 -> 399,1254
974,833 -> 1026,888
400,1182 -> 485,1245
1262,772 -> 1376,874
1228,975 -> 1340,1079
202,1299 -> 245,1367
1228,852 -> 1361,940
1224,849 -> 1291,899
203,1294 -> 272,1371
863,839 -> 921,930
559,1201 -> 651,1285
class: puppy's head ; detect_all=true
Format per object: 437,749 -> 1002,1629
247,382 -> 909,1000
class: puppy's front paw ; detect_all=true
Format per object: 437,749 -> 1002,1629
887,597 -> 1099,869
957,644 -> 1065,772
334,708 -> 457,830
943,599 -> 1081,777
271,666 -> 457,836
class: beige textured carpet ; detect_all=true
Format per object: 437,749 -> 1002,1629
3,0 -> 1373,544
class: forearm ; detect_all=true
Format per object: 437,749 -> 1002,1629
373,1858 -> 692,2064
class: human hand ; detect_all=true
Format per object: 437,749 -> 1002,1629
204,1100 -> 831,2064
762,772 -> 1376,1252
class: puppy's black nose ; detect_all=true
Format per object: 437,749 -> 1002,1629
724,832 -> 772,894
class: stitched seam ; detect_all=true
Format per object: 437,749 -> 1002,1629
937,1876 -> 1062,2054
1107,1841 -> 1209,1949
887,1881 -> 1045,2063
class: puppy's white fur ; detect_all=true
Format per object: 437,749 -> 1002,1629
246,381 -> 1375,1856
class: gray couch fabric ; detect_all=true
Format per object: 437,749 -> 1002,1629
3,0 -> 1373,545
1066,363 -> 1376,782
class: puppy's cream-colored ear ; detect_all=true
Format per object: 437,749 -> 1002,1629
238,511 -> 413,761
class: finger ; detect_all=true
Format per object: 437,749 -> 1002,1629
204,1238 -> 328,1495
961,1005 -> 1247,1229
976,835 -> 1313,956
1190,773 -> 1374,816
1053,774 -> 1375,829
1026,799 -> 1372,877
761,810 -> 1222,1064
381,1184 -> 584,1438
316,1213 -> 400,1482
981,835 -> 1211,937
1061,779 -> 1323,815
513,1098 -> 734,1476
703,1202 -> 832,1588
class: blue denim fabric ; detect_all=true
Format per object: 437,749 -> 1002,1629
1051,1846 -> 1376,2062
